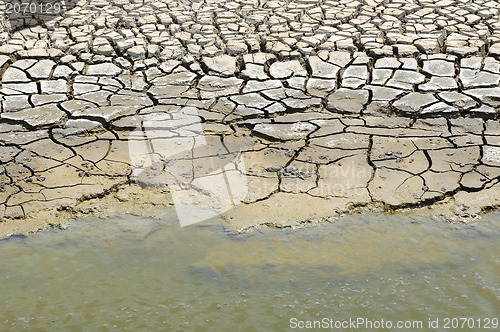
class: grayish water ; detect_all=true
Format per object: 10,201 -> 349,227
0,212 -> 499,331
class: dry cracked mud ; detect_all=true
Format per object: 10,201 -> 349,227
0,0 -> 499,236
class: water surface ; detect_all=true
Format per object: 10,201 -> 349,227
1,212 -> 499,331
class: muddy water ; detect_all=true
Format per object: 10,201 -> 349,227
1,212 -> 499,331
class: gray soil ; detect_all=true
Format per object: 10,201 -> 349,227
0,0 -> 499,237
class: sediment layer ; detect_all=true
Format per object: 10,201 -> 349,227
0,0 -> 499,235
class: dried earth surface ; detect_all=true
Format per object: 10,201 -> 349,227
0,0 -> 499,236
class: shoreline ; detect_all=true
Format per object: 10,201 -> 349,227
1,112 -> 499,238
0,177 -> 498,239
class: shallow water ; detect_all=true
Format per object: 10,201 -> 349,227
0,212 -> 499,331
